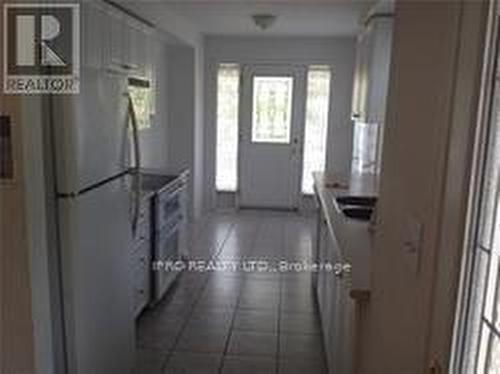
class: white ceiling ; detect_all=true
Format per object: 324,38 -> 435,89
125,1 -> 372,37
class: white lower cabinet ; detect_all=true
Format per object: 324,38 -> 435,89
316,211 -> 359,374
132,240 -> 151,316
351,15 -> 393,124
131,199 -> 152,317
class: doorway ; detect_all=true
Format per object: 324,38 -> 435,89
238,65 -> 306,209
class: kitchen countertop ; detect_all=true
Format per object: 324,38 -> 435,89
139,167 -> 190,180
135,168 -> 190,199
313,171 -> 377,299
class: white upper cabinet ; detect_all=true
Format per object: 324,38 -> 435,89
121,19 -> 133,69
82,3 -> 155,77
99,8 -> 113,70
110,13 -> 125,68
128,23 -> 142,72
128,22 -> 152,79
351,15 -> 393,124
82,2 -> 103,70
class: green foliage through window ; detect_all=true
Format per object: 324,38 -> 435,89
129,84 -> 153,130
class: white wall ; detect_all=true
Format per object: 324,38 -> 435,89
203,36 -> 356,210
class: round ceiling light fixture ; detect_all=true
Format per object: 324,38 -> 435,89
252,14 -> 277,31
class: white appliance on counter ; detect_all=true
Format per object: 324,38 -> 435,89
48,66 -> 143,374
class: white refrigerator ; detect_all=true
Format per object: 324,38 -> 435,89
50,67 -> 139,374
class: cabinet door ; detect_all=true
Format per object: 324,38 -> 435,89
333,276 -> 355,374
110,13 -> 125,67
323,226 -> 343,372
132,26 -> 143,74
358,26 -> 374,123
351,33 -> 366,120
143,32 -> 154,80
316,213 -> 328,319
352,17 -> 393,124
365,18 -> 393,124
135,27 -> 150,78
132,239 -> 151,316
82,3 -> 102,69
122,20 -> 132,68
312,200 -> 322,289
100,9 -> 113,69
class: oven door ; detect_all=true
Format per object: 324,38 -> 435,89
152,217 -> 183,302
155,183 -> 184,232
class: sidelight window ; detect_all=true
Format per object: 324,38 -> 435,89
301,65 -> 332,194
215,63 -> 240,192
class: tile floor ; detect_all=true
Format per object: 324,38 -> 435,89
135,210 -> 327,373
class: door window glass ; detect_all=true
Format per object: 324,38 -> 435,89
252,76 -> 293,144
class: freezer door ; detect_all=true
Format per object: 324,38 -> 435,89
51,68 -> 130,193
58,177 -> 135,374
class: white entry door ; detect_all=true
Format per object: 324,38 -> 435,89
239,65 -> 305,209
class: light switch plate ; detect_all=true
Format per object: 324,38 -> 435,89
403,216 -> 423,274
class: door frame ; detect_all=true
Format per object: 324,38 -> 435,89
448,1 -> 498,371
236,63 -> 307,210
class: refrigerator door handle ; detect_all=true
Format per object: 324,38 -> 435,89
127,92 -> 142,235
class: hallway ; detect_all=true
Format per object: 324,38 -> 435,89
135,211 -> 327,373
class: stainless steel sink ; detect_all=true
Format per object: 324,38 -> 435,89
341,207 -> 373,221
335,196 -> 377,207
334,195 -> 376,221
